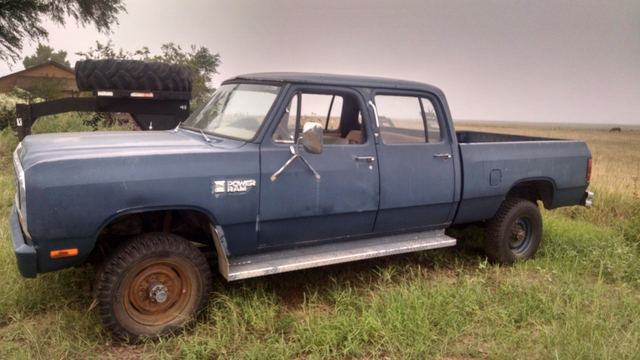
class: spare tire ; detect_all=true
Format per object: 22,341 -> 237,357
75,59 -> 192,92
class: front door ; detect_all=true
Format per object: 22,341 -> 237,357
258,86 -> 379,247
371,91 -> 456,232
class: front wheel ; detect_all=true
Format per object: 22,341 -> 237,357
484,197 -> 542,264
94,233 -> 212,341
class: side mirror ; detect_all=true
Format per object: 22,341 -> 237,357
302,122 -> 323,154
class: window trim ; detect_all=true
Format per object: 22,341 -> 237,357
325,95 -> 336,130
370,89 -> 447,145
418,97 -> 442,143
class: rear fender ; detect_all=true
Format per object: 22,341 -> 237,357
506,179 -> 555,209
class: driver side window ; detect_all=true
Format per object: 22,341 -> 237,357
272,92 -> 364,145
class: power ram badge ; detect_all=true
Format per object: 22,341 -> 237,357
212,180 -> 257,194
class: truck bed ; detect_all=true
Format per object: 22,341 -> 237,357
456,130 -> 557,143
452,131 -> 591,225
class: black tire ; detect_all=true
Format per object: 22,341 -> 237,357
75,59 -> 192,92
94,233 -> 212,341
484,197 -> 542,264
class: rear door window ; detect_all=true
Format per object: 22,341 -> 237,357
374,95 -> 442,144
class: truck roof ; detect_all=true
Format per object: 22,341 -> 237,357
226,72 -> 445,96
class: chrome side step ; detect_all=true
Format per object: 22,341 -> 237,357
214,228 -> 456,281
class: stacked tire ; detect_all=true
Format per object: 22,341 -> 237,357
75,59 -> 192,92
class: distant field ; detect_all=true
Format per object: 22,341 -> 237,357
455,119 -> 640,132
0,119 -> 638,359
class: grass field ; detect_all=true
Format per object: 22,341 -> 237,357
0,117 -> 638,359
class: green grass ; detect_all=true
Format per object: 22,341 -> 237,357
30,113 -> 91,134
0,119 -> 638,358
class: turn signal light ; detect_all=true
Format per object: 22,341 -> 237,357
50,248 -> 79,258
586,158 -> 592,183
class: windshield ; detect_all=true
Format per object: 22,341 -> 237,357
183,83 -> 281,140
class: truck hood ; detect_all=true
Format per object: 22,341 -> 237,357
17,130 -> 244,169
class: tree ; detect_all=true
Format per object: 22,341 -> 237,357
77,41 -> 222,108
154,43 -> 221,108
23,43 -> 70,68
0,0 -> 126,65
23,76 -> 70,101
75,39 -> 128,60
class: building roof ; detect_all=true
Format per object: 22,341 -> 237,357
0,61 -> 74,82
226,72 -> 444,96
0,61 -> 77,94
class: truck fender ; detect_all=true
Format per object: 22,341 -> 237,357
505,178 -> 556,209
92,206 -> 220,249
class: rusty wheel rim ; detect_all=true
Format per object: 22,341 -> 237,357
124,261 -> 192,326
509,217 -> 534,255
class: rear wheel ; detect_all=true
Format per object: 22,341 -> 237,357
484,197 -> 542,264
94,233 -> 212,341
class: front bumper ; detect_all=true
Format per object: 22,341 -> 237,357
10,204 -> 37,278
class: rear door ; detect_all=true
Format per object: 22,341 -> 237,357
371,91 -> 456,232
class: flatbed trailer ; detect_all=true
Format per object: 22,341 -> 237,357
15,89 -> 190,140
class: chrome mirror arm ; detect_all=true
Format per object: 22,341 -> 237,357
298,155 -> 321,179
270,148 -> 299,181
271,143 -> 321,181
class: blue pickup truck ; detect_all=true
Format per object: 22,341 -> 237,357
10,72 -> 593,340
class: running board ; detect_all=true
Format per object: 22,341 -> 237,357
213,228 -> 456,281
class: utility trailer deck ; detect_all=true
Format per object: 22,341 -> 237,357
15,89 -> 190,140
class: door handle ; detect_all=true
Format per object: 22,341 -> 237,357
433,153 -> 452,159
355,156 -> 376,162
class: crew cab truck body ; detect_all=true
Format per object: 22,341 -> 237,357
10,72 -> 593,340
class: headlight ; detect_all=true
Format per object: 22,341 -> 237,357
13,143 -> 28,234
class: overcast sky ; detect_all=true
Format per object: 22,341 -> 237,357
1,0 -> 638,124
